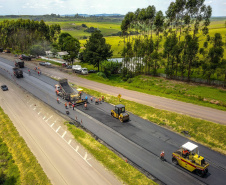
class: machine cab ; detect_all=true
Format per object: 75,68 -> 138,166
115,104 -> 125,115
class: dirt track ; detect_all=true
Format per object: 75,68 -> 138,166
1,53 -> 225,125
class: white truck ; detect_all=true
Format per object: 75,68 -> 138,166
72,65 -> 82,72
72,65 -> 88,75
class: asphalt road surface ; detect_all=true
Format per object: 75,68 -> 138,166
22,59 -> 226,125
0,67 -> 122,184
0,57 -> 226,185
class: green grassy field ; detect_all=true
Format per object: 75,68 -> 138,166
0,107 -> 51,185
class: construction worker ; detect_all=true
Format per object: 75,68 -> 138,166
72,103 -> 75,110
69,102 -> 72,108
85,96 -> 88,102
28,69 -> 31,74
57,97 -> 60,104
38,71 -> 40,75
90,97 -> 93,102
84,102 -> 87,110
99,97 -> 102,104
102,96 -> 104,102
65,102 -> 67,109
183,150 -> 189,158
160,151 -> 165,161
95,98 -> 99,104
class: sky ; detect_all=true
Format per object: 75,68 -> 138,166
0,0 -> 225,16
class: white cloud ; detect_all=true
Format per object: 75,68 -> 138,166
206,1 -> 213,4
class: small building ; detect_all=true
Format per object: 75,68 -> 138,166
56,51 -> 68,59
45,51 -> 54,58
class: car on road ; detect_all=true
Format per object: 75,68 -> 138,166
1,85 -> 8,91
66,65 -> 72,69
88,70 -> 97,73
39,62 -> 52,66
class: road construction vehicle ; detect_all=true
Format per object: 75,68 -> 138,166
172,142 -> 209,177
13,67 -> 23,78
15,59 -> 24,68
55,78 -> 86,104
111,104 -> 129,122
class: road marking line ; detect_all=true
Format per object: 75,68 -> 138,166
38,111 -> 41,115
62,131 -> 67,138
87,158 -> 92,161
43,116 -> 46,120
84,152 -> 87,160
51,122 -> 55,127
56,126 -> 61,133
68,140 -> 72,144
75,146 -> 79,152
45,115 -> 53,122
33,107 -> 36,110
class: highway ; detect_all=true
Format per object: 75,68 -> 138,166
0,61 -> 122,185
0,57 -> 226,185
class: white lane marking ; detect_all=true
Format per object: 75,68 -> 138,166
62,131 -> 67,138
56,126 -> 61,133
68,140 -> 72,144
84,152 -> 87,160
38,111 -> 41,115
51,122 -> 55,127
43,116 -> 46,120
46,115 -> 53,122
75,146 -> 79,152
33,107 -> 36,110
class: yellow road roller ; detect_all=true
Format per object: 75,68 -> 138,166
111,104 -> 129,122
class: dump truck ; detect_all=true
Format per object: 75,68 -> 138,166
13,67 -> 23,78
15,59 -> 24,68
111,104 -> 130,122
172,142 -> 209,177
55,78 -> 86,104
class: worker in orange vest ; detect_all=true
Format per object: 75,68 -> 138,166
99,97 -> 102,104
95,98 -> 98,104
65,102 -> 67,109
102,96 -> 104,102
160,151 -> 165,161
69,102 -> 72,107
57,97 -> 60,104
84,102 -> 87,110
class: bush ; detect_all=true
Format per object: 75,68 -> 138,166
97,72 -> 107,78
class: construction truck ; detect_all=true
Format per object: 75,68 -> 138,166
13,67 -> 23,78
111,104 -> 130,122
55,78 -> 86,104
15,59 -> 24,68
172,142 -> 209,177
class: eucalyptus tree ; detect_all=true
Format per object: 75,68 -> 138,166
183,34 -> 199,81
154,11 -> 165,50
146,5 -> 156,37
201,33 -> 224,83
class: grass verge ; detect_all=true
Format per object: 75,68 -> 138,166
78,86 -> 226,155
0,107 -> 51,185
0,137 -> 20,185
66,124 -> 157,185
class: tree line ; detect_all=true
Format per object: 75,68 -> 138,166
120,0 -> 226,85
0,19 -> 61,54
